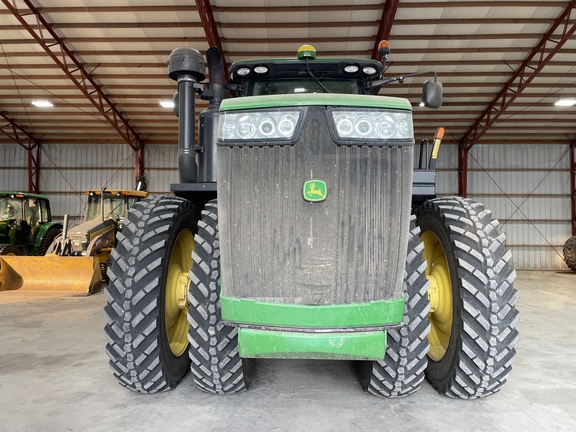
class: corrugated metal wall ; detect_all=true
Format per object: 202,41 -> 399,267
426,143 -> 572,270
1,142 -> 573,269
0,143 -> 179,226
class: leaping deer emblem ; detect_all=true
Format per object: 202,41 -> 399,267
307,182 -> 325,199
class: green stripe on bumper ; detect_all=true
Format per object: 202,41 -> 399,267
220,296 -> 404,328
239,328 -> 386,360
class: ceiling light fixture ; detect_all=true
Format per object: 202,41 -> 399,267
160,100 -> 175,108
554,99 -> 576,107
32,99 -> 53,107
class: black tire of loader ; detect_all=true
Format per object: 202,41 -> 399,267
187,200 -> 255,394
416,197 -> 519,399
37,227 -> 62,256
103,195 -> 196,393
563,236 -> 576,272
354,215 -> 431,397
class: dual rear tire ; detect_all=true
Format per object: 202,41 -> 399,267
104,197 -> 251,393
356,197 -> 519,398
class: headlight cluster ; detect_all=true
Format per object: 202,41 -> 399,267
330,109 -> 413,140
218,110 -> 302,141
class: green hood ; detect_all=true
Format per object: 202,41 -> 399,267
220,93 -> 412,112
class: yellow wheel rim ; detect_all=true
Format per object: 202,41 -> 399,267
165,229 -> 194,357
421,230 -> 452,361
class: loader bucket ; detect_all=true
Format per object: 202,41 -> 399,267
0,255 -> 103,295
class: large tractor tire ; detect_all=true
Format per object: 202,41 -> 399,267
354,215 -> 431,397
37,227 -> 62,256
563,235 -> 576,272
103,196 -> 196,393
416,197 -> 519,399
187,200 -> 255,394
0,244 -> 21,256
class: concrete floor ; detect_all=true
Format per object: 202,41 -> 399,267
0,270 -> 575,432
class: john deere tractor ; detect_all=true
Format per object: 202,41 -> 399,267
0,191 -> 62,257
104,42 -> 519,398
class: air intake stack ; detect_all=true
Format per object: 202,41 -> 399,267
167,47 -> 206,183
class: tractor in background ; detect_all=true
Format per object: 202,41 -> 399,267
104,42 -> 519,399
0,189 -> 146,294
0,191 -> 62,257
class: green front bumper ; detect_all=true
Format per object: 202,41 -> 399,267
222,295 -> 404,360
239,328 -> 387,360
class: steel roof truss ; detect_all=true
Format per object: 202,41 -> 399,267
1,0 -> 143,150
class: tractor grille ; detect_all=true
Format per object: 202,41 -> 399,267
217,107 -> 413,305
68,233 -> 88,253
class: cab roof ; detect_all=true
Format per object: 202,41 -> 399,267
229,57 -> 384,84
0,191 -> 49,200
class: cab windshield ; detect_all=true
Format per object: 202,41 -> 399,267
0,197 -> 23,223
252,79 -> 362,96
85,194 -> 127,222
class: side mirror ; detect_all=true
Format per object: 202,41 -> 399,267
422,80 -> 443,109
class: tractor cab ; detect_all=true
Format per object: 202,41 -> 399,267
84,189 -> 148,223
0,192 -> 53,250
229,45 -> 385,96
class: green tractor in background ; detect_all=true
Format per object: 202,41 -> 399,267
0,191 -> 62,257
104,42 -> 519,398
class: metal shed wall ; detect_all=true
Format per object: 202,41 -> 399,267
0,142 -> 573,270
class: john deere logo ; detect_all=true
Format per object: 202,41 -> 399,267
303,180 -> 327,202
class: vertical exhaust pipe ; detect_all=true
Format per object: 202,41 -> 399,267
167,48 -> 206,183
198,47 -> 226,183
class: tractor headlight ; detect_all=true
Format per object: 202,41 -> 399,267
329,108 -> 413,142
218,109 -> 302,143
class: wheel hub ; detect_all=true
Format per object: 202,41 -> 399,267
421,230 -> 453,362
176,273 -> 190,310
165,229 -> 194,357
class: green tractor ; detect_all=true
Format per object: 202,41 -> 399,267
104,42 -> 519,398
0,191 -> 62,257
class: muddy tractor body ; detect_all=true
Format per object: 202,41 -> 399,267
104,43 -> 519,398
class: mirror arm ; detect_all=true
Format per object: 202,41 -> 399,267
367,70 -> 438,89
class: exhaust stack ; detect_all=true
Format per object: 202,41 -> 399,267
198,47 -> 226,183
168,48 -> 206,183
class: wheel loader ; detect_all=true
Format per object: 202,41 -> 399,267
0,189 -> 146,294
104,42 -> 519,398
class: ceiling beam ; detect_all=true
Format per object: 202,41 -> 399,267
6,59 -> 576,69
0,32 -> 551,46
7,46 -> 576,56
372,0 -> 400,60
1,0 -> 144,150
0,17 -> 562,31
459,1 -> 576,150
0,2 -> 566,15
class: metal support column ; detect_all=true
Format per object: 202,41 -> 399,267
570,140 -> 576,236
371,0 -> 400,60
135,145 -> 145,183
27,142 -> 41,193
458,143 -> 469,198
0,112 -> 41,193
